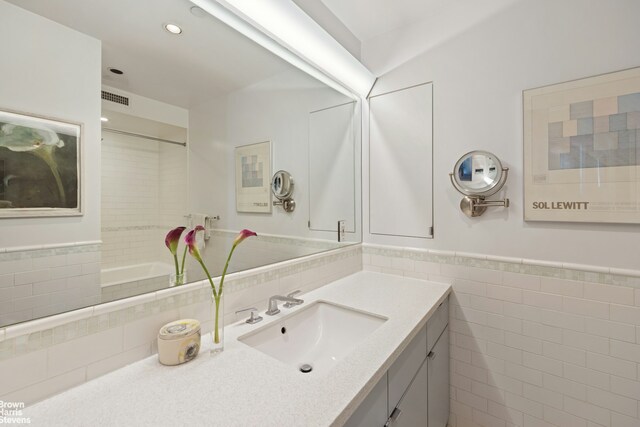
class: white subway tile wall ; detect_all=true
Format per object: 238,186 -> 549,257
101,134 -> 187,269
0,245 -> 362,406
363,245 -> 640,427
0,243 -> 102,327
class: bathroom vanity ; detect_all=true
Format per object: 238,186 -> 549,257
24,272 -> 450,426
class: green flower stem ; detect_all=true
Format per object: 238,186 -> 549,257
173,253 -> 180,278
197,258 -> 218,299
180,246 -> 187,275
218,243 -> 237,297
197,257 -> 222,344
213,294 -> 222,344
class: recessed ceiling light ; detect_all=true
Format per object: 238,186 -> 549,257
100,117 -> 109,122
164,23 -> 183,35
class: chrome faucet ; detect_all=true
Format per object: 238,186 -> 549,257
265,291 -> 303,315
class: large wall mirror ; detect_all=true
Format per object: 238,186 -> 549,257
0,0 -> 361,328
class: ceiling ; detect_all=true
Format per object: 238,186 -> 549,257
7,0 -> 292,108
320,0 -> 442,42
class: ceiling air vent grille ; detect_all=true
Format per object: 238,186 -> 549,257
101,90 -> 129,106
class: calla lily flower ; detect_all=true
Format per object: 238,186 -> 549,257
165,226 -> 186,255
233,229 -> 257,247
165,226 -> 186,279
0,123 -> 68,205
0,123 -> 65,152
185,225 -> 206,260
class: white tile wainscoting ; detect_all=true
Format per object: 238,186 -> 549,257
363,244 -> 640,427
0,244 -> 362,406
0,242 -> 102,327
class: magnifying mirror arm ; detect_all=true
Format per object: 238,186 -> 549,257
272,199 -> 296,212
459,195 -> 509,218
472,198 -> 510,208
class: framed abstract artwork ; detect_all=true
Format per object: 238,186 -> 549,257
523,67 -> 640,223
0,109 -> 82,217
235,140 -> 272,213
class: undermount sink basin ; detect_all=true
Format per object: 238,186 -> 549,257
238,301 -> 387,374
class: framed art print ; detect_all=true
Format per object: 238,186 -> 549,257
523,67 -> 640,223
0,109 -> 82,217
235,140 -> 272,213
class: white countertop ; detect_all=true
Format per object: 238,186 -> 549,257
25,271 -> 451,427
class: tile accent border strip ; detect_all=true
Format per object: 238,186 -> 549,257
363,244 -> 640,288
0,244 -> 362,361
212,228 -> 352,250
0,241 -> 102,259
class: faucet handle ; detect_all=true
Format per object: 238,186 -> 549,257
283,290 -> 303,308
235,307 -> 262,324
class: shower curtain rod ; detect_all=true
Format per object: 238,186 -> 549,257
102,128 -> 187,147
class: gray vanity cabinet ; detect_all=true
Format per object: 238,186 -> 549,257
388,321 -> 428,411
389,358 -> 429,427
427,326 -> 449,427
343,375 -> 389,427
344,298 -> 449,427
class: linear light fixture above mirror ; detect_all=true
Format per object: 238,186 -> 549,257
190,0 -> 375,99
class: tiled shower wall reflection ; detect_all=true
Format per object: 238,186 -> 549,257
101,133 -> 187,269
363,245 -> 640,427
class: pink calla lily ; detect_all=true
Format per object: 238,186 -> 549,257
165,226 -> 187,279
165,227 -> 186,255
233,229 -> 257,247
184,225 -> 206,262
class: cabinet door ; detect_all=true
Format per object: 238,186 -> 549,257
427,327 -> 449,427
427,299 -> 448,353
388,358 -> 428,427
388,325 -> 427,413
344,374 -> 388,427
369,83 -> 433,238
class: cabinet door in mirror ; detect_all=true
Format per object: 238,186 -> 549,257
309,102 -> 357,233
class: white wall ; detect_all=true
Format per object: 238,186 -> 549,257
362,0 -> 640,270
101,85 -> 188,129
0,0 -> 101,248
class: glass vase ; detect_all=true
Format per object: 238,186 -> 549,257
210,292 -> 224,355
169,271 -> 186,287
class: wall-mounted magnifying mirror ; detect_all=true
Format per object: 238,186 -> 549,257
450,150 -> 509,217
272,170 -> 295,212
